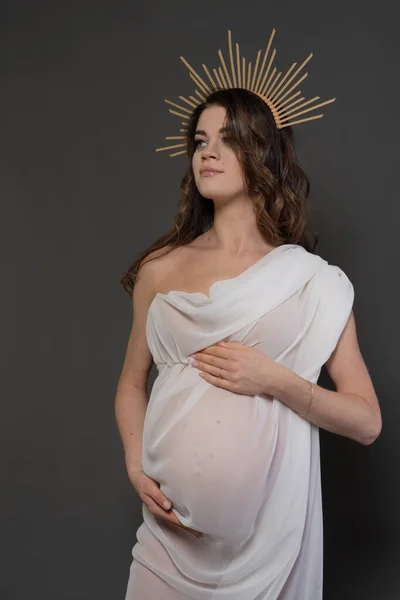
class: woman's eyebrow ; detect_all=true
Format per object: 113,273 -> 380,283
194,126 -> 229,136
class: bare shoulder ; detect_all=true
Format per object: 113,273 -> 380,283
138,245 -> 175,282
138,244 -> 192,294
116,245 -> 180,390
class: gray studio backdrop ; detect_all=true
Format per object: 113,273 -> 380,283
1,1 -> 398,598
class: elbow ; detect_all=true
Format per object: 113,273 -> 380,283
360,413 -> 382,446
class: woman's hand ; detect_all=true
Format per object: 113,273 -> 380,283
129,468 -> 203,539
190,341 -> 286,397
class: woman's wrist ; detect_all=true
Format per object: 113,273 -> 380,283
268,364 -> 315,418
126,458 -> 143,480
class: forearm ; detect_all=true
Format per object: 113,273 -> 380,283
269,365 -> 380,446
115,383 -> 147,477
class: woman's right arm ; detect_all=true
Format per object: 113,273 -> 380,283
114,259 -> 203,538
114,260 -> 155,481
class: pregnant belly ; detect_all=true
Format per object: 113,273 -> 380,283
142,382 -> 278,545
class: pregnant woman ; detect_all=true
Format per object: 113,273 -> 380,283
115,30 -> 382,599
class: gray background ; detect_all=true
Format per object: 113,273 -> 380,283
1,0 -> 398,598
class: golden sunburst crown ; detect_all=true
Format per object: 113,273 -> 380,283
155,28 -> 336,157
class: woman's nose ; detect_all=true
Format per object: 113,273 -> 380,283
202,144 -> 219,159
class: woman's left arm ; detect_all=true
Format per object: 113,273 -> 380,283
192,311 -> 382,446
270,310 -> 382,445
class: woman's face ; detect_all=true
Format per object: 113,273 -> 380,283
192,105 -> 245,202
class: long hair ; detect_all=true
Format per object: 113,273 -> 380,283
120,88 -> 319,297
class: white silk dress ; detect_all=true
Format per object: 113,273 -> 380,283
124,243 -> 354,600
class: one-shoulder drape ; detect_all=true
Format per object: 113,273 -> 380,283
124,244 -> 354,600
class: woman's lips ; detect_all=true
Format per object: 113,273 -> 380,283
200,170 -> 223,177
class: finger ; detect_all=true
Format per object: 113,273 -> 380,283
200,370 -> 235,391
198,361 -> 229,380
167,514 -> 203,538
218,341 -> 244,348
193,354 -> 230,372
168,513 -> 203,537
143,495 -> 203,537
142,494 -> 180,525
168,513 -> 204,537
195,347 -> 231,361
142,479 -> 203,537
145,480 -> 173,511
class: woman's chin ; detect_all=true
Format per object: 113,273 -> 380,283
198,186 -> 233,201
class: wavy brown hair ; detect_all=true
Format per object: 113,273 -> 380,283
120,88 -> 319,297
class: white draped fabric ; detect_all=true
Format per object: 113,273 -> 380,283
124,243 -> 354,599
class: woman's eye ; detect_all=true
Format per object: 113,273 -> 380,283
194,138 -> 229,148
